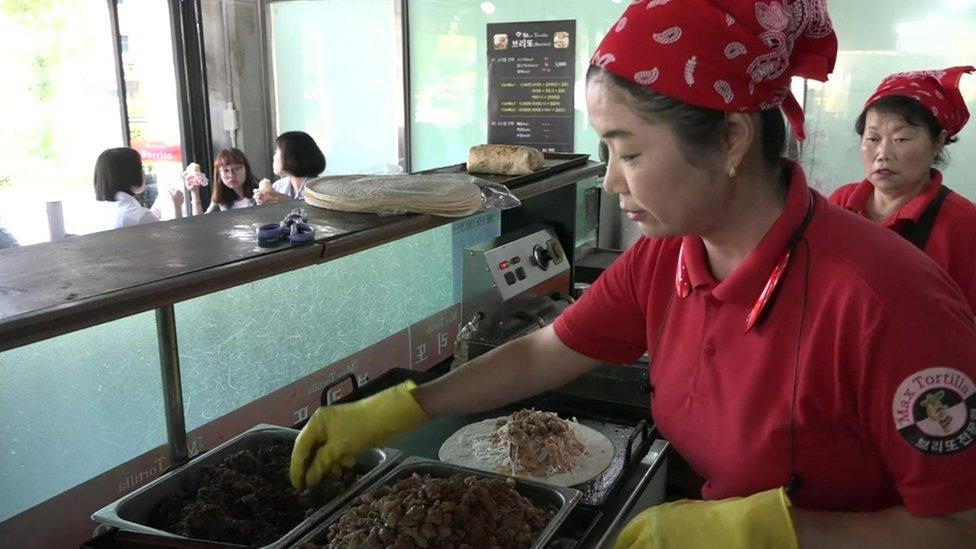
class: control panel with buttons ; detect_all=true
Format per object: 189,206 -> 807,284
462,224 -> 570,302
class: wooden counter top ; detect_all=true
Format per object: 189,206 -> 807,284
0,161 -> 604,351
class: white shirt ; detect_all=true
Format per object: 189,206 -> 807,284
272,177 -> 312,200
206,196 -> 255,213
109,191 -> 158,228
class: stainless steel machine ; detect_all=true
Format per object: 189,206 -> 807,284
456,224 -> 574,362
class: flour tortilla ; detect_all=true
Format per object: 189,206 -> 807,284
304,174 -> 483,217
438,416 -> 614,487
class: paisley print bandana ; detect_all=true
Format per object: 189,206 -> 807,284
591,0 -> 838,140
864,66 -> 975,137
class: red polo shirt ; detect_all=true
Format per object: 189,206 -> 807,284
554,162 -> 976,516
830,170 -> 976,312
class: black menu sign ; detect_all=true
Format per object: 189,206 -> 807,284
487,20 -> 576,153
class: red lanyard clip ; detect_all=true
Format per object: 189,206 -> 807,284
674,192 -> 815,333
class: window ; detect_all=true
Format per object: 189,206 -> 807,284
0,0 -> 185,245
0,1 -> 125,244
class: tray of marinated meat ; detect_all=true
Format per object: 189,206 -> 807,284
92,424 -> 400,548
292,456 -> 580,549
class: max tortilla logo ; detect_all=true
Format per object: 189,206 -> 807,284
892,367 -> 976,455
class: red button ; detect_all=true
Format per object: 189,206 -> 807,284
499,260 -> 510,270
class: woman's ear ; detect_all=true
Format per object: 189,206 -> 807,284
723,111 -> 756,174
935,129 -> 948,162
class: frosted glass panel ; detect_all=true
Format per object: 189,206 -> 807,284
0,312 -> 164,522
408,0 -> 622,170
269,0 -> 402,174
802,0 -> 976,199
175,225 -> 454,430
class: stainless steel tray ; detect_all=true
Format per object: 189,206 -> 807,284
292,456 -> 581,549
91,423 -> 401,548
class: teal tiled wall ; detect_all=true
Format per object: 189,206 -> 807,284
175,224 -> 455,431
0,311 -> 164,523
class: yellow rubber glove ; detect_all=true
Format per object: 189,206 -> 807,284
614,488 -> 797,549
289,381 -> 429,488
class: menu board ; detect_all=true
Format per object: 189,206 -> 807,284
487,20 -> 576,153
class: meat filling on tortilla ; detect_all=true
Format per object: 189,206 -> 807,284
474,410 -> 588,477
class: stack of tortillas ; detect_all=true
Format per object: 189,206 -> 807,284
304,174 -> 484,217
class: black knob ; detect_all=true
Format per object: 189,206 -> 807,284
532,244 -> 552,270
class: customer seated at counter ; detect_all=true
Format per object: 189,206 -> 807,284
185,147 -> 259,214
93,147 -> 184,229
254,131 -> 325,204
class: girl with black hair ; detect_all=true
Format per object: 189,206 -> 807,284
93,147 -> 183,229
253,131 -> 326,205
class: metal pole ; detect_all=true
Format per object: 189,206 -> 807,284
397,0 -> 412,173
156,305 -> 189,465
106,0 -> 131,146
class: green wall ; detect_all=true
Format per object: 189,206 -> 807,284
408,0 -> 623,170
270,0 -> 403,174
801,0 -> 976,199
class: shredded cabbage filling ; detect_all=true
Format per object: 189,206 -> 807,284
471,409 -> 587,477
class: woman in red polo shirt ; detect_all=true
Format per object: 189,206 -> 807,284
289,2 -> 976,546
830,67 -> 976,312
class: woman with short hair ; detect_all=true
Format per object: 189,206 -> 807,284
93,147 -> 183,229
830,67 -> 976,311
253,131 -> 326,204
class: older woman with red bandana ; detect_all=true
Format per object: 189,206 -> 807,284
288,2 -> 976,546
830,67 -> 976,312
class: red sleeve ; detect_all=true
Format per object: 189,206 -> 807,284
855,292 -> 976,516
553,238 -> 655,364
939,195 -> 976,315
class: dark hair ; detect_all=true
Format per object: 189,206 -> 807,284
855,95 -> 955,167
586,65 -> 786,172
212,148 -> 258,206
275,131 -> 326,178
94,147 -> 143,201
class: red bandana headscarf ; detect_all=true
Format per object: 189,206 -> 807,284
590,0 -> 838,140
864,66 -> 975,138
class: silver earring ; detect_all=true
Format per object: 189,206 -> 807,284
728,166 -> 737,178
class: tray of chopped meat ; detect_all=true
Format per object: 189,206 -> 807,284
91,424 -> 401,548
292,456 -> 581,549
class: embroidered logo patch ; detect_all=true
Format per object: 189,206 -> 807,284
892,367 -> 976,455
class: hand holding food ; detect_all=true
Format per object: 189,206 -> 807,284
182,162 -> 209,188
168,185 -> 184,209
290,381 -> 428,489
614,488 -> 797,549
253,179 -> 275,204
